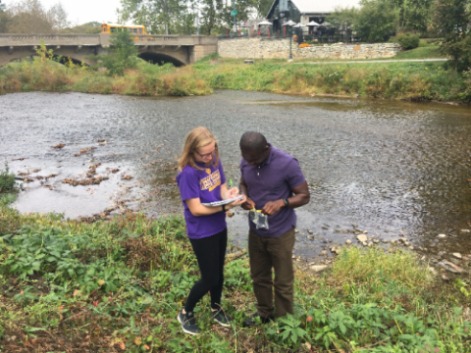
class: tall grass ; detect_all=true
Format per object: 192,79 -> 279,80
191,57 -> 468,102
1,48 -> 468,103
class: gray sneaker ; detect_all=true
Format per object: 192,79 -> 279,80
177,310 -> 200,335
212,308 -> 231,327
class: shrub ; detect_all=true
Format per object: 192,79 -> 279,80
397,33 -> 420,50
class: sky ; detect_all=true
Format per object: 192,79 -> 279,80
3,0 -> 122,25
2,0 -> 362,26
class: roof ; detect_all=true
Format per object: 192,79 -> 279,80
268,0 -> 360,16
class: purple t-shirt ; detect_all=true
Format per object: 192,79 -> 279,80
240,146 -> 306,237
176,160 -> 227,239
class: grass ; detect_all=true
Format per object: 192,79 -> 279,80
1,43 -> 470,103
394,44 -> 445,60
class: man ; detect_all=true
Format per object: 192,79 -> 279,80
239,131 -> 310,325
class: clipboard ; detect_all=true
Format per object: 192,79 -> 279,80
202,195 -> 244,207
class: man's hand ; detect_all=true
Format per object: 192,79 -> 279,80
241,198 -> 255,210
262,199 -> 284,216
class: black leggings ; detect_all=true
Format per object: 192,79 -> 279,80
185,228 -> 227,313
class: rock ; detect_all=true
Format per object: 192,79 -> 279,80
356,234 -> 368,245
345,239 -> 352,245
438,260 -> 465,274
452,253 -> 462,259
310,265 -> 328,273
330,246 -> 340,254
437,233 -> 447,239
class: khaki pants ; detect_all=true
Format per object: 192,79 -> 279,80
248,228 -> 295,318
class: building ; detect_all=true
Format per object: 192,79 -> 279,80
266,0 -> 360,40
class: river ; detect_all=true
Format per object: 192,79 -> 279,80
1,90 -> 470,260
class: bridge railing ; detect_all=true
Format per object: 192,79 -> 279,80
0,34 -> 101,46
100,34 -> 218,47
0,34 -> 218,48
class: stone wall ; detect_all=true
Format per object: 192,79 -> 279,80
193,44 -> 218,63
218,38 -> 402,60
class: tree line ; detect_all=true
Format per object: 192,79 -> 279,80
0,0 -> 470,71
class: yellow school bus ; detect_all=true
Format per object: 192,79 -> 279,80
101,23 -> 148,35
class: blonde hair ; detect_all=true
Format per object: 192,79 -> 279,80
177,126 -> 220,171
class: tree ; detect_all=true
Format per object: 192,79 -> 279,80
0,0 -> 9,33
6,0 -> 53,33
120,0 -> 189,35
119,0 -> 258,36
358,0 -> 433,36
401,0 -> 433,34
47,3 -> 70,31
198,0 -> 257,35
356,0 -> 398,42
101,30 -> 139,76
327,7 -> 360,41
198,0 -> 222,35
432,0 -> 471,71
257,0 -> 273,18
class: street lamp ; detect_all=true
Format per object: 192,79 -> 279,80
230,0 -> 238,37
283,20 -> 296,60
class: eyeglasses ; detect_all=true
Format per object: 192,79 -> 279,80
195,145 -> 217,159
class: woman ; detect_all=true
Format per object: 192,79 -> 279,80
176,126 -> 245,335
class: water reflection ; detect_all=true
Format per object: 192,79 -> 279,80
1,91 -> 470,259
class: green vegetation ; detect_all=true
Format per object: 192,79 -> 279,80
101,31 -> 139,76
396,33 -> 421,50
0,201 -> 469,352
192,56 -> 469,102
0,45 -> 470,103
0,164 -> 15,195
394,44 -> 444,59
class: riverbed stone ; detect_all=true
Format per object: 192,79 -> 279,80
356,234 -> 368,245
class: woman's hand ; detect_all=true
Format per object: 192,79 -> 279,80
225,193 -> 247,210
225,186 -> 240,198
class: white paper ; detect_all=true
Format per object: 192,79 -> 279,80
202,195 -> 244,207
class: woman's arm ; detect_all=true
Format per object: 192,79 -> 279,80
186,197 -> 226,216
186,183 -> 246,217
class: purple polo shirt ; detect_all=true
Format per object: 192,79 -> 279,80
240,146 -> 306,237
176,160 -> 227,239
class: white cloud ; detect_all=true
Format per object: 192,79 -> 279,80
3,0 -> 122,25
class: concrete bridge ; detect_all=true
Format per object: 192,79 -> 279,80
0,34 -> 218,66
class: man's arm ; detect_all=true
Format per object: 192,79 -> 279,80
286,180 -> 310,208
239,176 -> 255,210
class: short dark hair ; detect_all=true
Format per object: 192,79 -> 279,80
240,131 -> 267,152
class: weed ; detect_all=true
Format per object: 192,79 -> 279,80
0,163 -> 15,194
0,208 -> 469,352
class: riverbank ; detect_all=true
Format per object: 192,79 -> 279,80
0,49 -> 470,104
0,199 -> 470,352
